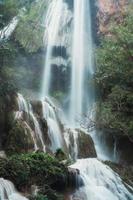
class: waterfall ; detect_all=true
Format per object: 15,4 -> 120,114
29,104 -> 46,152
69,0 -> 94,125
0,17 -> 18,41
41,98 -> 63,152
0,178 -> 28,200
0,8 -> 25,41
41,0 -> 63,97
70,159 -> 133,200
16,93 -> 45,152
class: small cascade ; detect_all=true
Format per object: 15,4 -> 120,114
70,158 -> 133,200
41,98 -> 63,152
0,17 -> 18,41
0,8 -> 25,41
16,93 -> 46,152
64,127 -> 78,160
17,93 -> 29,113
0,178 -> 28,200
29,105 -> 46,152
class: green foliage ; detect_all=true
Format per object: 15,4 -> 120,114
14,0 -> 47,52
95,7 -> 133,138
55,148 -> 67,161
0,0 -> 35,28
0,153 -> 68,190
30,194 -> 48,200
0,0 -> 19,28
0,79 -> 17,96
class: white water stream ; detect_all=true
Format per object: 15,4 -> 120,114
16,93 -> 45,152
41,98 -> 63,151
70,159 -> 133,200
69,0 -> 94,125
0,178 -> 28,200
41,0 -> 63,97
0,17 -> 18,41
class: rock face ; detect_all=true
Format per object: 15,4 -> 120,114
6,120 -> 35,155
65,128 -> 97,160
116,136 -> 133,165
97,0 -> 128,34
77,129 -> 97,159
0,93 -> 18,150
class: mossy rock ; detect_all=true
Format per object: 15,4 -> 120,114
6,120 -> 34,154
30,100 -> 43,117
0,153 -> 77,191
76,129 -> 97,159
55,148 -> 67,161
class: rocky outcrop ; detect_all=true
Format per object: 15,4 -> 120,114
65,128 -> 97,160
77,129 -> 97,159
0,93 -> 18,150
5,120 -> 35,155
97,0 -> 128,34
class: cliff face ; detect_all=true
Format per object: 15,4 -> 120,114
97,0 -> 128,34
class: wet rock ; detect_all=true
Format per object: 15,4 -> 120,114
5,120 -> 35,154
97,0 -> 128,34
0,151 -> 6,159
0,93 -> 18,150
30,100 -> 43,117
67,167 -> 83,189
76,129 -> 97,159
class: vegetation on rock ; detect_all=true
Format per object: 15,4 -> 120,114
95,6 -> 133,140
0,152 -> 74,199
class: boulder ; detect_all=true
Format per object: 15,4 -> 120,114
5,120 -> 35,154
76,129 -> 97,159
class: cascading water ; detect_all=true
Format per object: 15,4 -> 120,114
0,178 -> 28,200
39,0 -> 133,198
29,104 -> 46,152
0,17 -> 18,41
70,159 -> 133,200
16,93 -> 45,152
41,98 -> 63,151
69,0 -> 94,125
41,0 -> 63,97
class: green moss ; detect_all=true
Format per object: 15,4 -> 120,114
76,129 -> 97,159
55,148 -> 67,161
6,121 -> 34,155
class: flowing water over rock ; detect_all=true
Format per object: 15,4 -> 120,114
0,17 -> 18,41
16,93 -> 45,152
70,158 -> 133,200
41,98 -> 63,151
0,178 -> 28,200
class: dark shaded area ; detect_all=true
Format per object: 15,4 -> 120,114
52,46 -> 68,60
